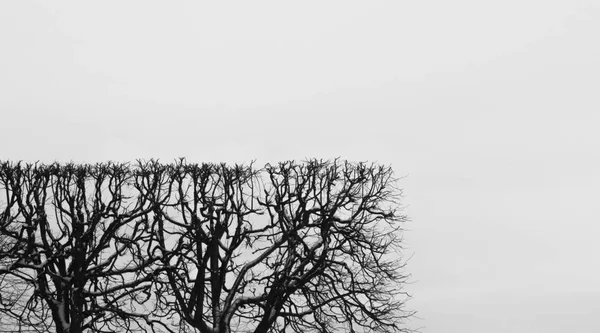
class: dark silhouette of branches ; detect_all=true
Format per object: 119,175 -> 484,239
0,162 -> 166,333
0,159 -> 413,333
151,159 -> 412,333
0,225 -> 49,332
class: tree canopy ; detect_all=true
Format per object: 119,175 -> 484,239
0,159 -> 413,333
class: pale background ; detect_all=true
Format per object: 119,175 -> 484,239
1,1 -> 599,332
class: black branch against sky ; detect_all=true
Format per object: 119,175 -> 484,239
0,159 -> 413,333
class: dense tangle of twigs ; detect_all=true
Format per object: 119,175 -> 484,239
0,159 -> 413,333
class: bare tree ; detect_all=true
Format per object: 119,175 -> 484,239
0,160 -> 413,333
151,159 -> 412,333
0,162 -> 168,333
0,226 -> 49,333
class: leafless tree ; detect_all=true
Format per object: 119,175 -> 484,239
0,226 -> 48,333
151,159 -> 412,333
0,162 -> 169,333
0,160 -> 413,333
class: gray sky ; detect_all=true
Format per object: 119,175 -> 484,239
1,1 -> 599,332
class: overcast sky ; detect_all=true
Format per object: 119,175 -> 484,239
1,1 -> 599,332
